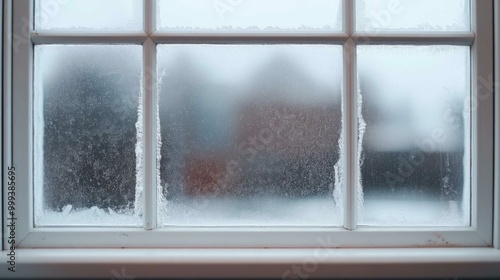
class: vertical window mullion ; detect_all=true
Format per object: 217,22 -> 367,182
143,0 -> 158,230
342,0 -> 358,230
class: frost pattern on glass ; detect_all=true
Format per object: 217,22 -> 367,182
332,87 -> 344,221
158,44 -> 343,226
156,79 -> 168,226
357,45 -> 470,226
34,45 -> 143,226
356,76 -> 366,222
157,0 -> 342,32
134,79 -> 144,218
356,0 -> 470,32
35,0 -> 143,31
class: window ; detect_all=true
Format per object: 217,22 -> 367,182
2,0 -> 500,278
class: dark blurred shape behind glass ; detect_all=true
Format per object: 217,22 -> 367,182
358,45 -> 470,226
158,45 -> 344,226
35,45 -> 142,226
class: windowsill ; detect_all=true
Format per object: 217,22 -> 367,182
2,248 -> 500,278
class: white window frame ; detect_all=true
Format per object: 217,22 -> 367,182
1,0 -> 499,278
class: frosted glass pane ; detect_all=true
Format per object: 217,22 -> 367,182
34,45 -> 143,226
357,45 -> 470,226
35,0 -> 143,30
158,45 -> 343,226
157,0 -> 342,32
356,0 -> 470,31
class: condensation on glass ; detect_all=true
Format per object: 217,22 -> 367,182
157,0 -> 343,32
35,0 -> 143,30
31,1 -> 474,229
356,0 -> 470,32
357,45 -> 470,226
157,45 -> 344,226
34,45 -> 143,226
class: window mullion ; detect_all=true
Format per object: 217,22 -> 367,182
30,32 -> 148,44
145,0 -> 156,36
143,0 -> 158,230
343,0 -> 353,35
351,31 -> 475,45
342,0 -> 358,230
